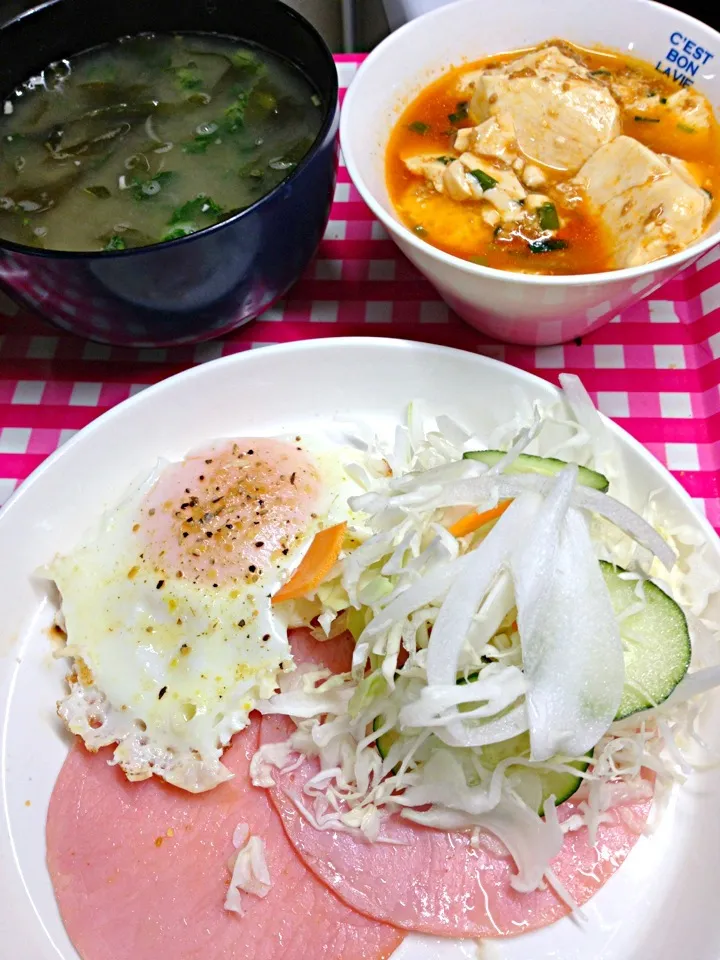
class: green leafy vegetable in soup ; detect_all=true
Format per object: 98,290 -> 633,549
0,33 -> 323,252
537,202 -> 560,231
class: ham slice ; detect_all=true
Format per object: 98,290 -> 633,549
260,634 -> 654,939
46,720 -> 402,960
288,626 -> 356,672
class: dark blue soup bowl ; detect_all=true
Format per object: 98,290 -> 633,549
0,0 -> 339,346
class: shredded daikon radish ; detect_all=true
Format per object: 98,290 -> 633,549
558,372 -> 629,506
512,469 -> 625,760
426,495 -> 539,686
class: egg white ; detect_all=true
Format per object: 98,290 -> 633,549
49,435 -> 365,792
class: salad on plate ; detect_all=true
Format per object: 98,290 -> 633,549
45,373 -> 720,956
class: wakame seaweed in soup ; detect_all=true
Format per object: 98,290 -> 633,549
0,33 -> 324,252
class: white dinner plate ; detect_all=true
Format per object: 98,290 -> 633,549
1,337 -> 719,960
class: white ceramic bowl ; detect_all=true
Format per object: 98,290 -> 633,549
340,0 -> 720,345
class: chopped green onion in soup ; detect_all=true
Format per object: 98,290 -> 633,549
469,169 -> 498,191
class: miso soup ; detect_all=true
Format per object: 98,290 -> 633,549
0,33 -> 324,252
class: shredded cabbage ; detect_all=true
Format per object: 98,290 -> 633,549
224,825 -> 272,915
253,385 -> 720,900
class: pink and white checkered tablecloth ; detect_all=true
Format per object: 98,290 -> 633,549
1,55 -> 719,528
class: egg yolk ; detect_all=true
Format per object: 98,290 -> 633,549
138,438 -> 321,586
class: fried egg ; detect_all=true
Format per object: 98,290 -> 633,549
49,434 -> 361,792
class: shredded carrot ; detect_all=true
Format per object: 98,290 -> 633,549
272,522 -> 347,604
448,500 -> 512,538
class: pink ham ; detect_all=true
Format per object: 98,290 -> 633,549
46,722 -> 403,960
260,633 -> 654,939
283,626 -> 356,672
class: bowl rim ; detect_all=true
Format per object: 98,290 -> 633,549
0,0 -> 339,260
340,0 -> 720,288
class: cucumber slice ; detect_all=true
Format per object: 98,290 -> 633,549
374,719 -> 589,811
479,732 -> 590,810
462,681 -> 588,809
373,671 -> 481,759
601,561 -> 691,719
374,718 -> 399,761
463,450 -> 609,492
374,721 -> 588,810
